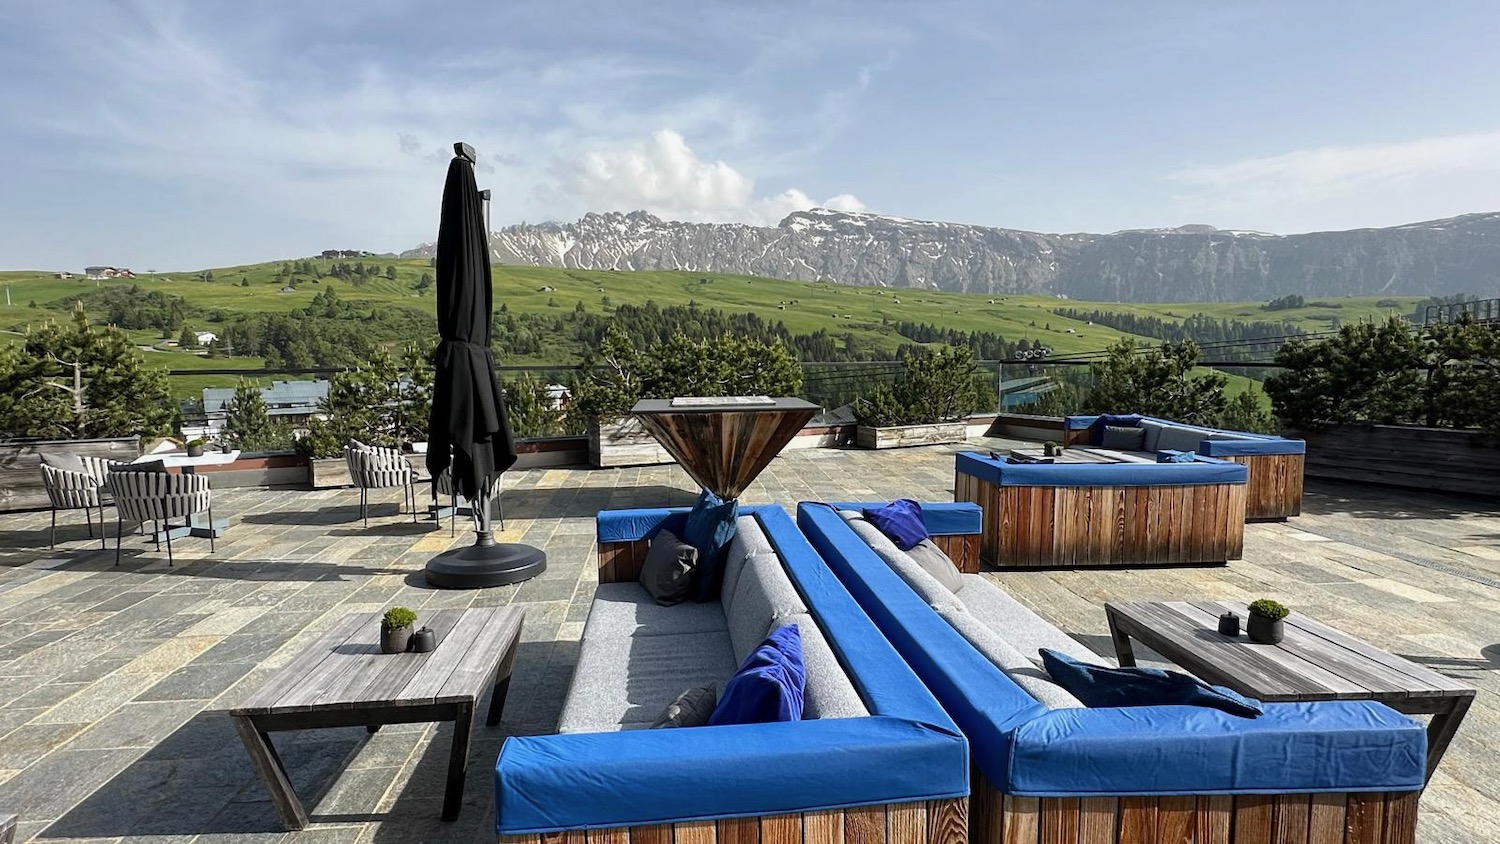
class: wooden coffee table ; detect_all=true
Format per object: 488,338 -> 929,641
231,607 -> 524,829
1105,600 -> 1474,784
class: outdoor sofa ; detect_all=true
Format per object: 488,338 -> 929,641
797,501 -> 1425,844
494,505 -> 969,844
954,451 -> 1249,568
1065,414 -> 1306,521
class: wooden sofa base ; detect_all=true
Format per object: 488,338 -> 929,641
955,473 -> 1246,569
603,533 -> 983,580
1223,453 -> 1304,522
501,799 -> 968,844
971,779 -> 1416,844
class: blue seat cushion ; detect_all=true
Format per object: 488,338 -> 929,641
684,489 -> 739,602
862,499 -> 928,551
1040,649 -> 1263,718
709,623 -> 806,725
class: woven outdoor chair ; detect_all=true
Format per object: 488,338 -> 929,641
106,470 -> 214,566
345,443 -> 418,527
39,454 -> 124,548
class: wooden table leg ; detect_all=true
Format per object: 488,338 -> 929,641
232,715 -> 309,830
487,636 -> 522,727
443,702 -> 475,822
1423,694 -> 1473,785
1106,609 -> 1138,667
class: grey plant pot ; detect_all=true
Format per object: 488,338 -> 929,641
380,625 -> 413,654
1246,613 -> 1284,644
186,444 -> 205,458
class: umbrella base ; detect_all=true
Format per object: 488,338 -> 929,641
424,542 -> 546,589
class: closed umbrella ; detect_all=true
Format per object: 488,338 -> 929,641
424,141 -> 545,588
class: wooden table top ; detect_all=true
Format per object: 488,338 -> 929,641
232,606 -> 523,716
1106,600 -> 1474,702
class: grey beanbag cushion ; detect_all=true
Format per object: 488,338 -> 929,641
905,539 -> 964,593
1100,425 -> 1145,451
651,685 -> 717,728
40,452 -> 89,474
639,529 -> 699,606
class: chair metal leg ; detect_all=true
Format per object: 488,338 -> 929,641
165,524 -> 174,567
114,516 -> 123,566
451,492 -> 457,537
50,508 -> 57,549
153,520 -> 162,551
207,508 -> 216,554
98,502 -> 108,549
410,481 -> 417,524
85,505 -> 94,538
361,487 -> 368,527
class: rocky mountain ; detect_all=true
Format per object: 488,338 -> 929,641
401,209 -> 1500,302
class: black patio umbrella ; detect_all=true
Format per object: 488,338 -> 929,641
423,141 -> 545,588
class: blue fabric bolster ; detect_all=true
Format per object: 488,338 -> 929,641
797,503 -> 1043,790
1006,702 -> 1426,796
955,452 -> 1248,487
497,716 -> 969,834
1200,439 -> 1307,456
823,501 -> 981,536
596,505 -> 770,544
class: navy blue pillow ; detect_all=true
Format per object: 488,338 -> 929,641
862,498 -> 928,551
708,624 -> 806,726
1039,649 -> 1263,718
683,489 -> 739,601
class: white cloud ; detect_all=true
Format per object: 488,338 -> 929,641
555,131 -> 865,225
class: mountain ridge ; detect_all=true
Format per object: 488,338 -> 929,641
401,209 -> 1500,302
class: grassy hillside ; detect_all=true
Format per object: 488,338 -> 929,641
0,262 -> 1423,401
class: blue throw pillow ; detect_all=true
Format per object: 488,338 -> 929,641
1039,649 -> 1262,718
708,624 -> 806,726
862,498 -> 928,551
683,489 -> 739,601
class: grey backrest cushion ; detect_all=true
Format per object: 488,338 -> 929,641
938,607 -> 1084,709
1100,425 -> 1146,451
774,614 -> 869,720
1155,424 -> 1209,454
954,575 -> 1106,665
638,529 -> 698,606
1137,420 -> 1165,453
40,452 -> 88,474
720,515 -> 774,613
841,513 -> 964,613
111,460 -> 167,474
905,539 -> 963,594
726,551 -> 809,664
1207,431 -> 1255,441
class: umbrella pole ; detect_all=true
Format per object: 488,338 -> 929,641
425,478 -> 544,589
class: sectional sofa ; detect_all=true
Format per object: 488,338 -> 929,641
1065,414 -> 1306,521
797,501 -> 1425,844
494,505 -> 970,844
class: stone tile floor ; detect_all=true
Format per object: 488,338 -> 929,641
0,436 -> 1496,842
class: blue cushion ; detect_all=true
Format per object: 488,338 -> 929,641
1160,451 -> 1198,463
683,490 -> 739,601
709,623 -> 806,726
862,499 -> 928,551
1039,649 -> 1262,718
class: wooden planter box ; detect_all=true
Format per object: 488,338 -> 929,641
589,416 -> 674,469
308,457 -> 352,489
0,436 -> 141,513
855,422 -> 967,450
1286,423 -> 1498,498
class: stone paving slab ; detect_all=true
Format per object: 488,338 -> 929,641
0,437 -> 1494,842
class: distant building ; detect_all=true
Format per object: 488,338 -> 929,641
544,384 -> 572,411
195,331 -> 219,346
180,379 -> 330,440
84,266 -> 135,280
53,271 -> 73,279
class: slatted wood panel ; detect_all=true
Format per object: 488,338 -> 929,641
632,399 -> 819,500
1286,424 -> 1500,499
855,423 -> 967,450
591,417 -> 676,469
1222,454 -> 1304,521
497,799 -> 966,844
932,533 -> 981,574
599,539 -> 651,584
955,472 -> 1246,568
0,436 -> 140,512
968,779 -> 1417,844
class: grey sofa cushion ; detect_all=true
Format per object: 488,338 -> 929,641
558,628 -> 738,733
842,513 -> 965,613
1136,420 -> 1164,453
720,515 -> 774,613
906,539 -> 963,594
955,575 -> 1106,665
726,552 -> 809,664
774,614 -> 869,720
651,685 -> 718,728
937,607 -> 1083,709
638,529 -> 698,606
1100,425 -> 1145,451
587,582 -> 728,639
1155,424 -> 1209,454
40,452 -> 89,474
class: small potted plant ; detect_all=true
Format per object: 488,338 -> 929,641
381,606 -> 418,654
185,438 -> 206,458
1246,599 -> 1289,644
1043,441 -> 1060,457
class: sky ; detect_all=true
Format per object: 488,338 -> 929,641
3,1 -> 1500,270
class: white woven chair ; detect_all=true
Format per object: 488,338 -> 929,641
39,454 -> 124,548
106,470 -> 214,566
344,443 -> 417,527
